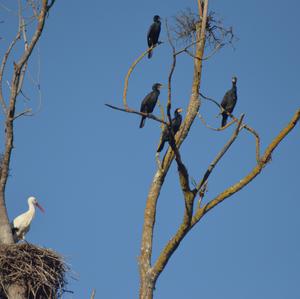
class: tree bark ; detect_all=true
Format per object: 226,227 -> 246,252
139,275 -> 154,299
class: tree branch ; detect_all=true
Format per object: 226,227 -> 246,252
199,91 -> 261,162
105,104 -> 168,126
197,111 -> 236,131
123,45 -> 160,109
195,114 -> 244,194
191,108 -> 300,227
166,20 -> 176,123
0,32 -> 21,113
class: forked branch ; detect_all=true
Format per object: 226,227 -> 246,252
191,108 -> 300,226
195,114 -> 245,193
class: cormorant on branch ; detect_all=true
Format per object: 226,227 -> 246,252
139,83 -> 163,128
147,15 -> 161,59
157,108 -> 183,152
221,76 -> 237,127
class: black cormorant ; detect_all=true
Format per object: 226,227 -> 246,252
221,76 -> 237,127
157,108 -> 183,152
147,15 -> 161,59
139,83 -> 163,128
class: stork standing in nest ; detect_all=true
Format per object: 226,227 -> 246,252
11,196 -> 45,242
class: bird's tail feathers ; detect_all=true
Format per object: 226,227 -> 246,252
157,140 -> 165,152
148,50 -> 153,59
221,113 -> 228,127
139,116 -> 146,128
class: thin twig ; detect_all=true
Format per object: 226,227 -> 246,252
243,125 -> 261,162
13,109 -> 33,120
202,42 -> 223,60
166,20 -> 176,123
17,0 -> 29,95
28,0 -> 39,18
197,111 -> 235,131
0,32 -> 21,113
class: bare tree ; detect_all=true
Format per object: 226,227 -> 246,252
0,1 -> 56,298
107,0 -> 300,298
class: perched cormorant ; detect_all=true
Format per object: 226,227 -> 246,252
139,83 -> 163,128
221,76 -> 238,127
157,108 -> 183,152
147,15 -> 161,59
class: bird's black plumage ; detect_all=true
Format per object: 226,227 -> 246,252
157,108 -> 183,152
139,83 -> 163,128
221,76 -> 238,127
147,15 -> 161,59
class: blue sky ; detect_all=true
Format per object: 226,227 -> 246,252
1,0 -> 300,298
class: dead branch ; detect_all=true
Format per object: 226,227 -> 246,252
200,92 -> 261,161
172,8 -> 236,51
243,125 -> 261,163
123,44 -> 161,109
197,111 -> 236,131
13,109 -> 33,120
191,108 -> 300,226
195,114 -> 244,194
0,32 -> 21,113
105,104 -> 168,126
165,20 -> 176,123
17,0 -> 29,96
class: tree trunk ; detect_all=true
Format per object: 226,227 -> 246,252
0,193 -> 14,245
139,276 -> 154,299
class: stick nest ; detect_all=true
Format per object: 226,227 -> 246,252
172,8 -> 236,49
0,243 -> 69,299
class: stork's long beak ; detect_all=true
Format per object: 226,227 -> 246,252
36,202 -> 45,213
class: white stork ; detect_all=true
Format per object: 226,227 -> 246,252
11,196 -> 45,242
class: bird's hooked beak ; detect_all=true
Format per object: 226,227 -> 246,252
177,108 -> 183,113
35,202 -> 45,213
158,84 -> 163,90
